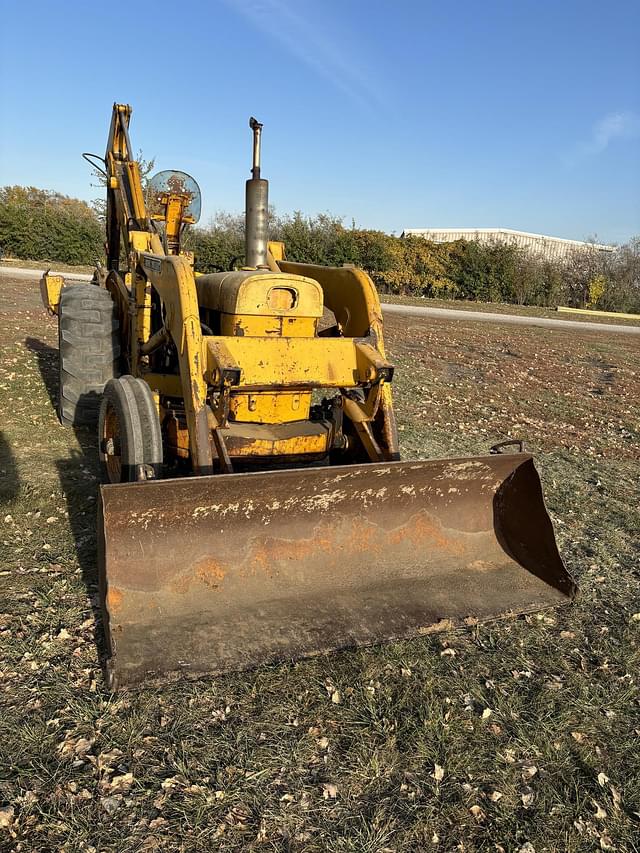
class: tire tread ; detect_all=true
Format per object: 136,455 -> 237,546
58,284 -> 120,427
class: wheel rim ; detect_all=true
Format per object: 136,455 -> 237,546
101,400 -> 122,483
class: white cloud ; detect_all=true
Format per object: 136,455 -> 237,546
223,0 -> 381,108
586,111 -> 640,155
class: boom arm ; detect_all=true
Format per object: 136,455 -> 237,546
104,103 -> 162,270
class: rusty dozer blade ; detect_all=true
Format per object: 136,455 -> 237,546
98,453 -> 576,688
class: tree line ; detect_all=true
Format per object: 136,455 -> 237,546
1,185 -> 638,312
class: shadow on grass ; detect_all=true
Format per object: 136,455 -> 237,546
26,336 -> 109,675
25,337 -> 58,415
0,430 -> 19,505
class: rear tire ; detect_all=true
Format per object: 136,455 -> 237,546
98,376 -> 163,483
58,285 -> 120,426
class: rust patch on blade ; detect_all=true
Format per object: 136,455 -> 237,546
196,558 -> 226,588
386,512 -> 466,554
242,509 -> 468,579
467,559 -> 495,572
249,530 -> 335,574
107,587 -> 124,613
168,558 -> 227,593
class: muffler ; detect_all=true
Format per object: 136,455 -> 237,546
245,117 -> 268,268
98,453 -> 575,688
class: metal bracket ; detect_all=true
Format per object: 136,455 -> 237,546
490,439 -> 527,454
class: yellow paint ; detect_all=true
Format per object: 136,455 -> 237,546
134,272 -> 152,348
220,314 -> 317,338
142,373 -> 183,397
229,390 -> 312,423
224,421 -> 330,457
205,336 -> 390,389
130,231 -> 155,252
267,240 -> 286,262
557,306 -> 640,321
197,271 -> 323,318
39,273 -> 64,315
227,430 -> 327,457
277,261 -> 386,350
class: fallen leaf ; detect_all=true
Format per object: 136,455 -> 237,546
317,736 -> 329,750
597,772 -> 609,787
97,748 -> 124,771
57,735 -> 94,759
599,834 -> 615,851
610,786 -> 621,809
482,708 -> 493,719
490,790 -> 503,802
571,731 -> 586,743
226,804 -> 251,827
592,800 -> 607,820
100,796 -> 120,815
0,806 -> 14,828
440,647 -> 456,657
521,765 -> 538,780
431,764 -> 445,782
73,737 -> 94,756
521,788 -> 535,808
108,773 -> 134,793
18,791 -> 37,806
331,690 -> 341,704
518,844 -> 535,853
469,805 -> 484,819
153,793 -> 167,810
56,628 -> 72,641
322,783 -> 338,799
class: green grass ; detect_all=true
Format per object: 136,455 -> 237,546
1,277 -> 639,851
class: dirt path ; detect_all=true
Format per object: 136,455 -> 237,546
382,300 -> 640,335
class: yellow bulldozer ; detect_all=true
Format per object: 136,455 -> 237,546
41,104 -> 575,688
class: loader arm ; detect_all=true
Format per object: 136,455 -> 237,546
138,253 -> 213,474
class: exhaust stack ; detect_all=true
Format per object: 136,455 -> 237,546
245,117 -> 268,268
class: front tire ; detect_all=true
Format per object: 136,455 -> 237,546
98,376 -> 163,483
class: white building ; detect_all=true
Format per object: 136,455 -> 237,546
400,228 -> 615,262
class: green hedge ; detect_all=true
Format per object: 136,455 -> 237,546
191,211 -> 638,311
2,185 -> 638,312
0,187 -> 103,266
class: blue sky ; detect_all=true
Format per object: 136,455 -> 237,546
1,0 -> 639,243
